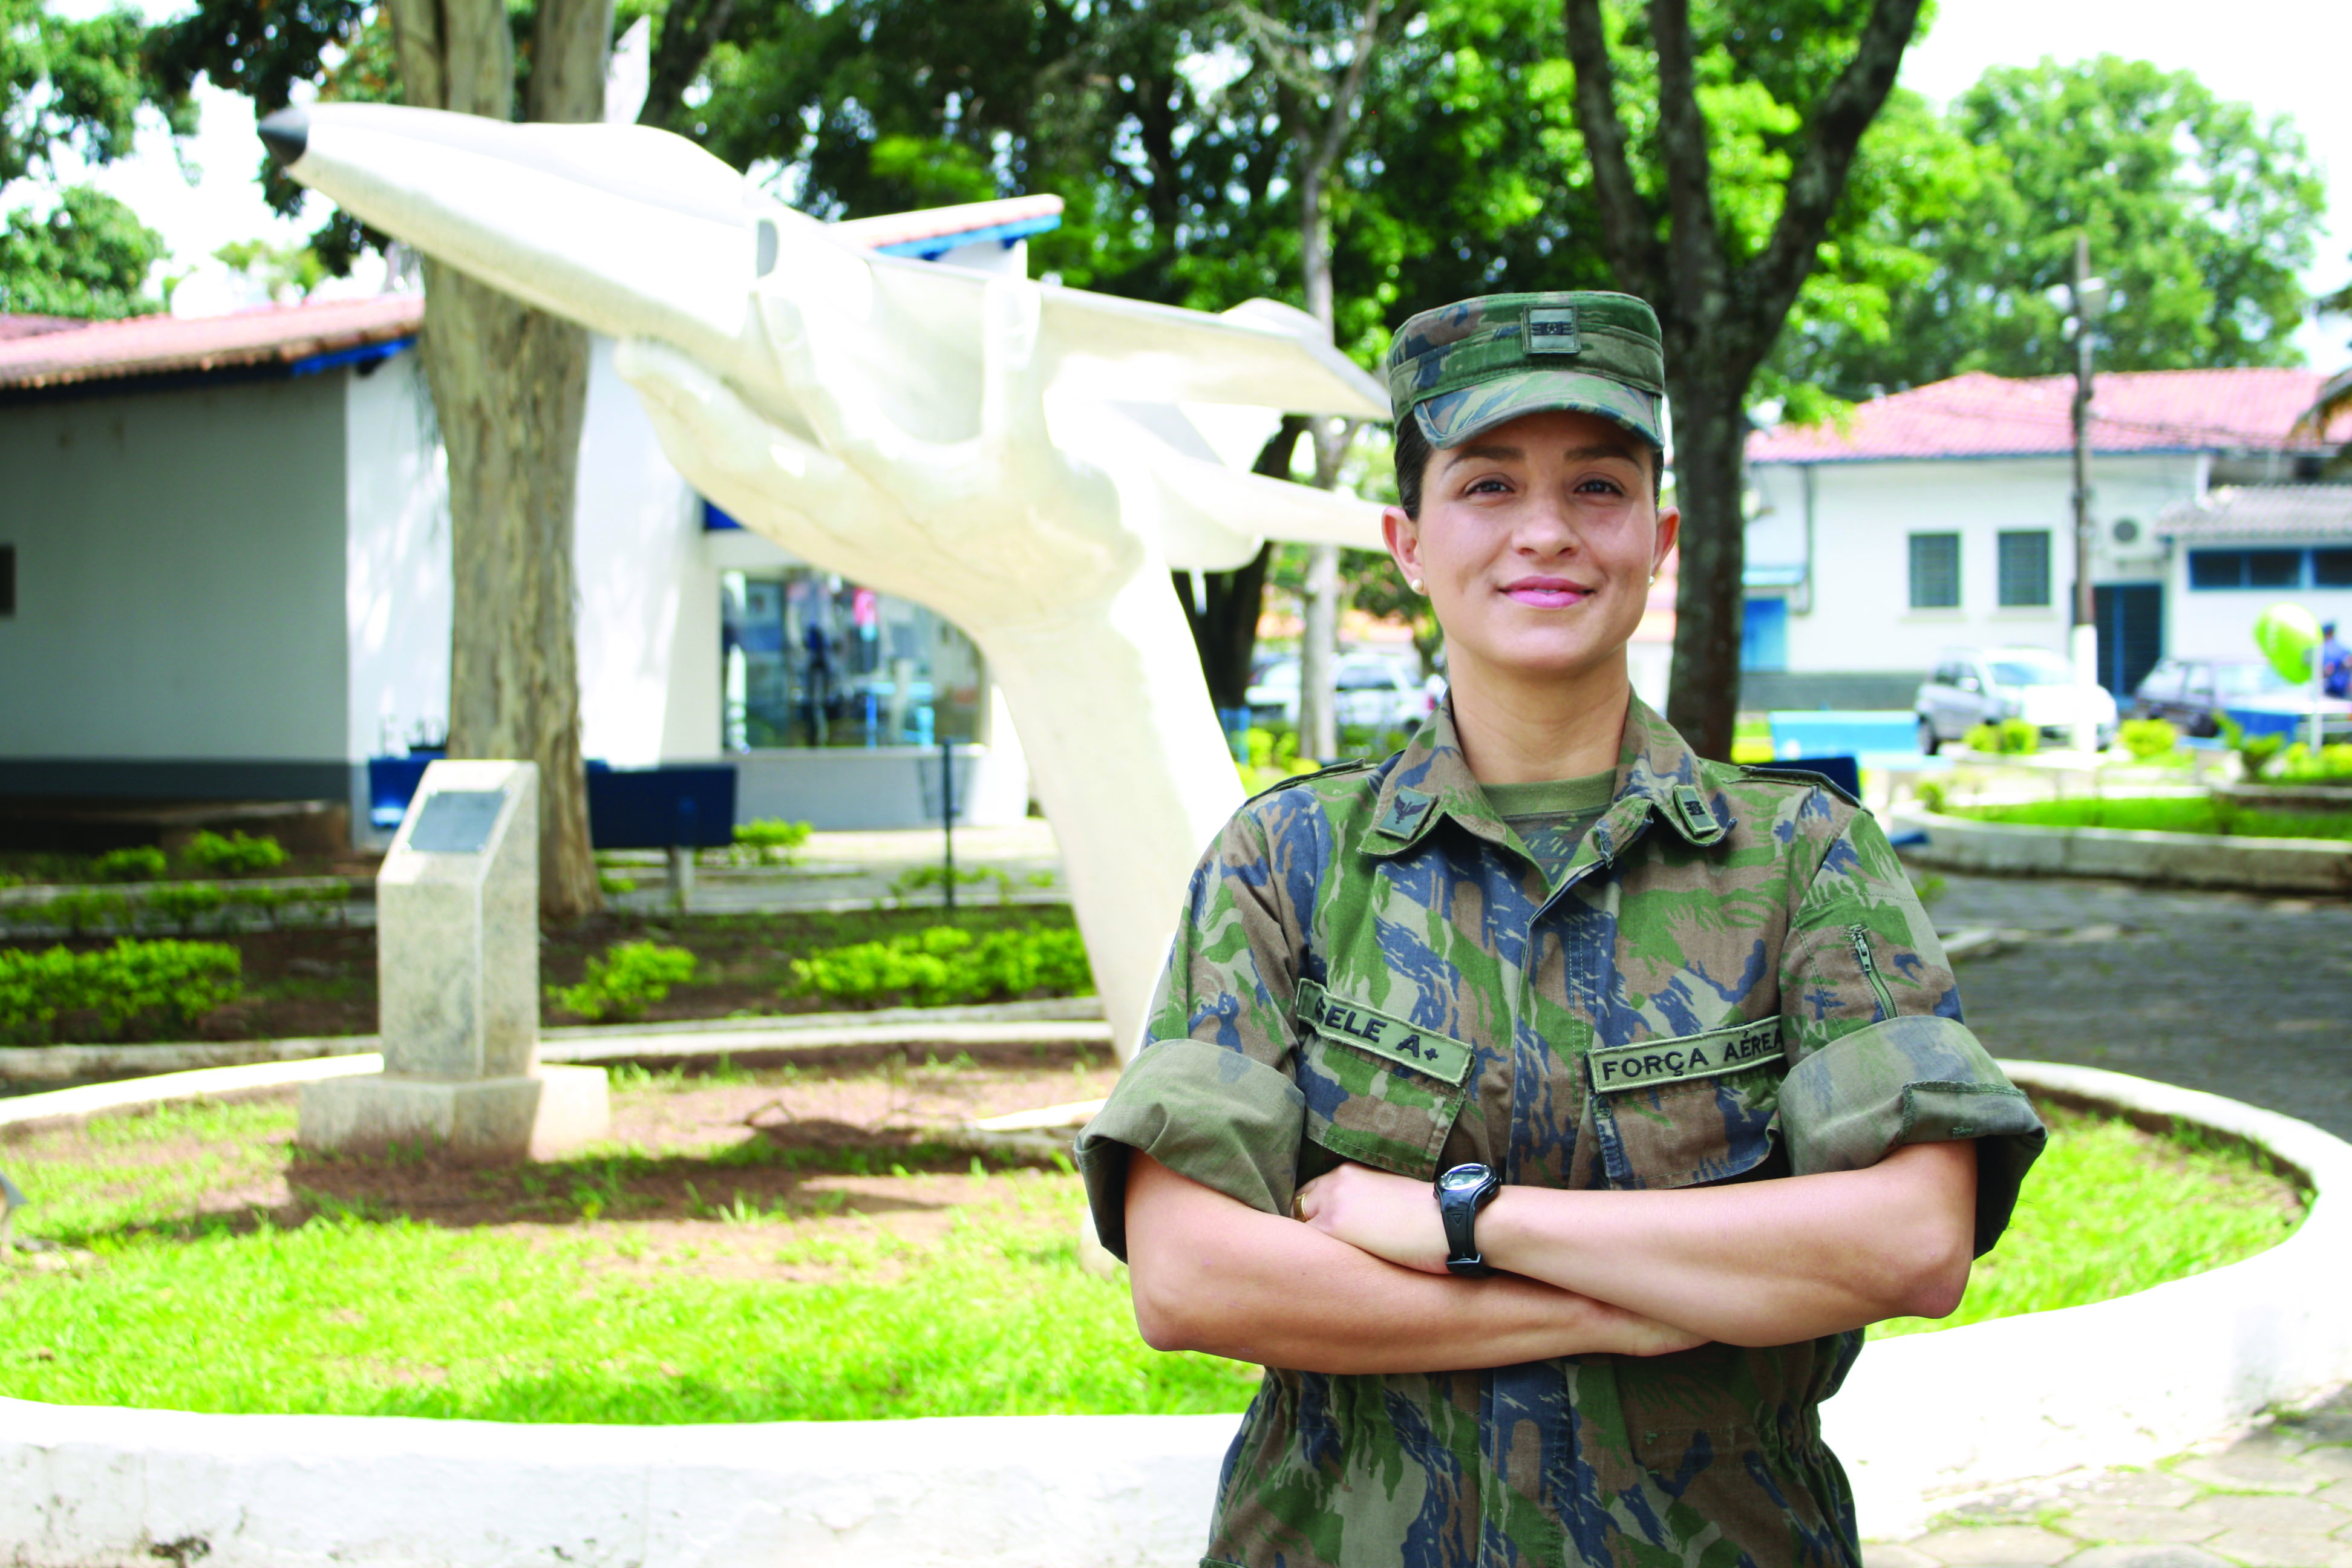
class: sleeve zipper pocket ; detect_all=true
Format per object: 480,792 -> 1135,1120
1847,923 -> 1896,1019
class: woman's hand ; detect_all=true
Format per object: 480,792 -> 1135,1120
1290,1161 -> 1709,1356
1294,1162 -> 1452,1275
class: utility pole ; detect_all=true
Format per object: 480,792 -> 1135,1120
2068,234 -> 2109,757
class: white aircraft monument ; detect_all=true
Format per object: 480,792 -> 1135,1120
259,103 -> 1388,1057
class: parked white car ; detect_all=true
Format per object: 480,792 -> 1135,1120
1916,646 -> 2117,753
1247,655 -> 1429,731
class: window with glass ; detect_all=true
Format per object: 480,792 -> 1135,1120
720,570 -> 985,750
1909,533 -> 1961,609
1996,530 -> 2051,607
2315,549 -> 2352,588
2189,547 -> 2308,589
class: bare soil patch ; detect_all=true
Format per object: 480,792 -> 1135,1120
21,1053 -> 1120,1287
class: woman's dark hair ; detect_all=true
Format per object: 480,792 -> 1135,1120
1393,415 -> 1664,519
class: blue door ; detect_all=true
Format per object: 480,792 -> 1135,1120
2093,584 -> 2163,696
1742,597 -> 1789,672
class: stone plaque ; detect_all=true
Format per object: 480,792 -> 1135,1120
408,789 -> 506,854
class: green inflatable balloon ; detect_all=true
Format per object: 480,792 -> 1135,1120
2254,603 -> 2322,684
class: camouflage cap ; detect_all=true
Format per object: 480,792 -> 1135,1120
1385,291 -> 1665,449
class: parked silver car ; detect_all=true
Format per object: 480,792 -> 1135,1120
1247,655 -> 1429,731
1915,646 -> 2117,753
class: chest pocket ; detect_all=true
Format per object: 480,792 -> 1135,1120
1587,1018 -> 1786,1189
1293,979 -> 1474,1181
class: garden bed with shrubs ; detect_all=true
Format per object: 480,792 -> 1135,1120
0,1074 -> 2304,1423
1,906 -> 1094,1049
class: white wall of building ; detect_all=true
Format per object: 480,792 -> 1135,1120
0,373 -> 350,781
344,349 -> 451,765
573,335 -> 718,766
1748,452 -> 2205,675
2163,546 -> 2352,662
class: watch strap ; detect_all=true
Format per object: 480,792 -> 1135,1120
1439,1167 -> 1498,1277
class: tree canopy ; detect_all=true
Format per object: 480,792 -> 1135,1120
1775,54 -> 2327,398
2,0 -> 185,316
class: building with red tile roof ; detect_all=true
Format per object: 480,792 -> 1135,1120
1739,366 -> 2351,713
0,296 -> 423,396
0,198 -> 1069,840
1748,368 -> 2347,466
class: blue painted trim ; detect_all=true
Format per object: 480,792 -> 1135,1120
871,213 -> 1061,261
288,335 -> 415,378
704,498 -> 745,532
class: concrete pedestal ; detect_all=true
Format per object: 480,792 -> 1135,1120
301,759 -> 609,1163
301,1065 -> 610,1162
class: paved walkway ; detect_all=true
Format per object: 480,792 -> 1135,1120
1930,872 -> 2352,1142
1863,871 -> 2350,1561
604,820 -> 1067,915
1867,1388 -> 2352,1568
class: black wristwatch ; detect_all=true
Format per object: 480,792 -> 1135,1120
1436,1163 -> 1501,1277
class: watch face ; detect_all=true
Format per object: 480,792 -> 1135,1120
1439,1166 -> 1489,1192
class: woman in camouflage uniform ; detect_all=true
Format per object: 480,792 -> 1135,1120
1076,290 -> 2045,1568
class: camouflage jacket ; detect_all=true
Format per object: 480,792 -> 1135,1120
1077,698 -> 2045,1568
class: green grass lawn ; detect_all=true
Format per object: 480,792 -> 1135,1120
1947,796 -> 2352,841
0,1095 -> 2304,1418
1871,1103 -> 2304,1339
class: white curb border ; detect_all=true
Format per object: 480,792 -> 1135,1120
1892,805 -> 2352,892
4,1062 -> 2346,1564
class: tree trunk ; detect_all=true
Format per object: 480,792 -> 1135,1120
387,0 -> 611,921
1661,365 -> 1746,762
1172,415 -> 1306,713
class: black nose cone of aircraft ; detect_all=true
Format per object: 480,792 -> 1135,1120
257,106 -> 309,169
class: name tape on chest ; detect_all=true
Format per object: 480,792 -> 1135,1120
1294,979 -> 1475,1086
1589,1018 -> 1783,1094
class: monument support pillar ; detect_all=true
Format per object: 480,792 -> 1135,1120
301,760 -> 609,1161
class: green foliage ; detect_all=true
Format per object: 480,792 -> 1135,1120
34,889 -> 131,933
1913,779 -> 1947,815
2117,717 -> 2181,763
0,0 -> 185,318
2271,742 -> 2352,786
789,924 -> 1093,1008
0,184 -> 168,318
213,236 -> 328,302
0,938 -> 241,1043
0,1094 -> 2299,1418
0,1098 -> 1254,1421
180,830 -> 288,876
1950,797 -> 2352,843
2213,713 -> 2286,782
1238,724 -> 1324,795
555,941 -> 699,1023
148,882 -> 226,932
1963,718 -> 2040,756
93,846 -> 166,882
888,864 -> 1020,905
728,818 -> 812,867
1780,56 -> 2327,399
1875,1102 -> 2302,1338
0,0 -> 175,187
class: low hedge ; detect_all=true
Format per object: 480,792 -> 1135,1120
0,938 -> 243,1044
789,924 -> 1093,1008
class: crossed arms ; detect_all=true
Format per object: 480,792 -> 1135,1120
1123,1140 -> 1976,1374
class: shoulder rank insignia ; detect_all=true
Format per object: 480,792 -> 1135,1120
1739,764 -> 1865,812
1669,783 -> 1725,842
1244,756 -> 1375,807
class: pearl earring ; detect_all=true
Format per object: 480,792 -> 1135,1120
1409,578 -> 1425,593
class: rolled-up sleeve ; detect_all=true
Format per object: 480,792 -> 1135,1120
1775,811 -> 2045,1255
1076,800 -> 1318,1261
